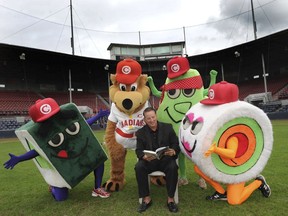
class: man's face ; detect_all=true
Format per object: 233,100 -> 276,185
144,110 -> 157,130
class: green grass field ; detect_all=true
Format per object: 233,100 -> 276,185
0,120 -> 287,216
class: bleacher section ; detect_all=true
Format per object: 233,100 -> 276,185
149,96 -> 161,109
238,77 -> 288,100
0,90 -> 110,132
0,76 -> 288,132
41,91 -> 109,112
277,104 -> 288,113
0,90 -> 41,115
0,118 -> 29,131
257,101 -> 282,113
0,90 -> 110,117
278,86 -> 288,100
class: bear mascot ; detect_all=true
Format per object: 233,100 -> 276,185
103,58 -> 150,191
178,81 -> 273,205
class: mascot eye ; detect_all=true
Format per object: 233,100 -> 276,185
190,120 -> 203,135
167,89 -> 181,99
65,122 -> 80,135
182,117 -> 191,130
119,84 -> 127,91
183,89 -> 196,97
130,83 -> 138,91
48,133 -> 64,147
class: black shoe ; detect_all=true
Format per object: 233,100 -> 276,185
256,175 -> 271,198
137,200 -> 152,213
206,191 -> 227,201
167,202 -> 178,213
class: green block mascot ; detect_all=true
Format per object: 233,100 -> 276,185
4,98 -> 108,201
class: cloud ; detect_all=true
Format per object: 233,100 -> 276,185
210,0 -> 288,40
0,0 -> 287,59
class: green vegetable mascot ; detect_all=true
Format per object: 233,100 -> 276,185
148,56 -> 217,187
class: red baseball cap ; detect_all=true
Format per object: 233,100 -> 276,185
201,81 -> 239,105
167,56 -> 190,79
29,98 -> 60,122
115,58 -> 142,84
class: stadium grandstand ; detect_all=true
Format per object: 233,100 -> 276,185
0,28 -> 288,137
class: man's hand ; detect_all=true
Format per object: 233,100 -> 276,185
164,148 -> 176,157
143,154 -> 156,161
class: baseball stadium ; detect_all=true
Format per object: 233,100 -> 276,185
1,2 -> 287,215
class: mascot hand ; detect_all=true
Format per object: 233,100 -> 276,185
210,69 -> 218,76
86,109 -> 110,126
3,150 -> 38,169
147,76 -> 153,83
3,153 -> 21,169
98,109 -> 110,118
147,76 -> 161,97
204,143 -> 217,157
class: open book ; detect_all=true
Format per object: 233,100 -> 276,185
143,146 -> 169,160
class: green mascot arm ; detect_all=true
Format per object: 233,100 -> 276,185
148,76 -> 162,98
203,70 -> 218,97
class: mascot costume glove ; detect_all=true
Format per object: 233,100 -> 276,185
4,150 -> 38,169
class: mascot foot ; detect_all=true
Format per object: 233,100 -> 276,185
103,180 -> 124,192
198,178 -> 207,190
150,176 -> 166,186
178,178 -> 189,186
51,186 -> 68,201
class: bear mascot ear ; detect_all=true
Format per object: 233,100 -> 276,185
110,74 -> 116,85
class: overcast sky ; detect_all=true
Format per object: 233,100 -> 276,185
0,0 -> 287,59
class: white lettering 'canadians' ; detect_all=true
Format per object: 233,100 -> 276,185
108,101 -> 149,149
120,118 -> 145,128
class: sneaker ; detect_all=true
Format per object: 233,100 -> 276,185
256,175 -> 271,198
198,178 -> 207,190
206,191 -> 227,201
92,187 -> 110,198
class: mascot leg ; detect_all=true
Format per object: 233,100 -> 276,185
104,149 -> 127,192
194,165 -> 225,194
150,175 -> 166,186
51,186 -> 68,201
198,177 -> 207,189
178,152 -> 189,186
227,180 -> 263,205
